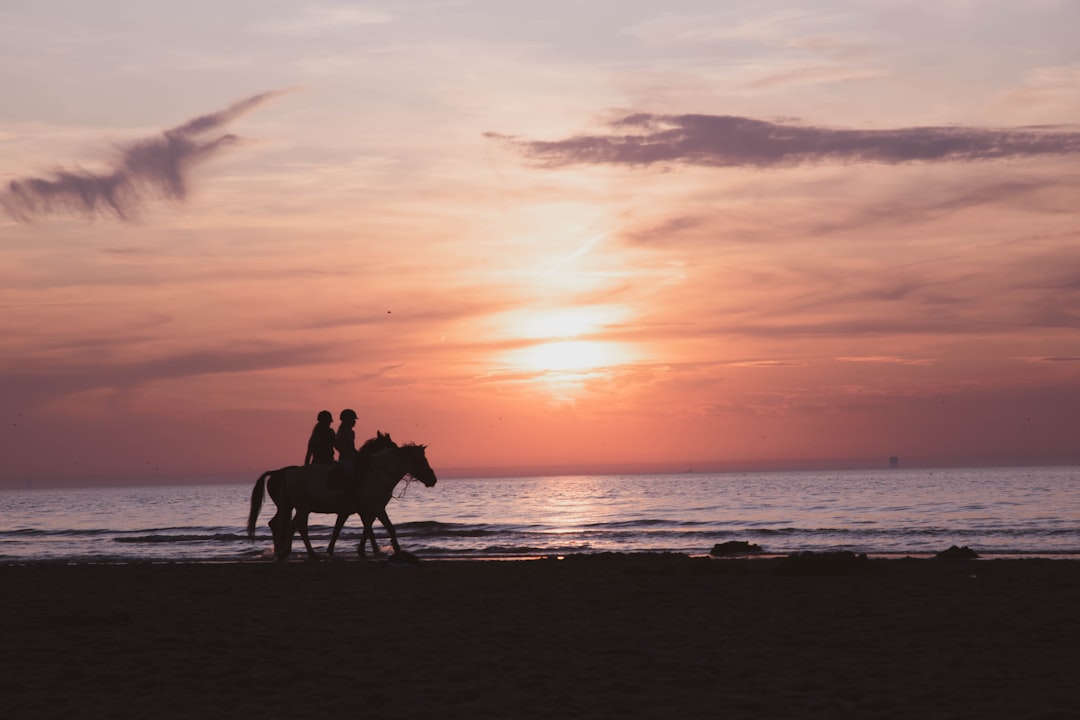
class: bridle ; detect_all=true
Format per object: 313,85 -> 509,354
362,445 -> 431,499
393,475 -> 415,500
364,448 -> 410,498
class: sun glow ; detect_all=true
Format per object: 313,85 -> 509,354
513,340 -> 625,372
504,307 -> 624,340
495,306 -> 637,375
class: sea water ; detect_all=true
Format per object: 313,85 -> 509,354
1,466 -> 1078,563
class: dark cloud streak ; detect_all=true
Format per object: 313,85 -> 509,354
490,114 -> 1080,168
2,90 -> 286,222
0,340 -> 340,409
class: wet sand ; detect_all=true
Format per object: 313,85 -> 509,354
3,555 -> 1079,719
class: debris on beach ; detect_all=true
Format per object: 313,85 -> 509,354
773,550 -> 877,575
934,545 -> 980,560
710,541 -> 764,556
561,551 -> 695,563
385,550 -> 421,567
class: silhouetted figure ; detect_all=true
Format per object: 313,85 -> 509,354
336,408 -> 359,474
304,410 -> 337,466
247,431 -> 436,561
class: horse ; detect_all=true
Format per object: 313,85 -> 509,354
247,436 -> 438,561
249,432 -> 397,558
247,433 -> 437,561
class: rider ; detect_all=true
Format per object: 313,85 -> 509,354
335,408 -> 359,475
304,410 -> 336,466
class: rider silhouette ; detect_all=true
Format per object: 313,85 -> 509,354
304,410 -> 336,466
335,409 -> 359,475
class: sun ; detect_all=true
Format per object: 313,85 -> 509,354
510,307 -> 617,340
513,339 -> 623,373
493,307 -> 639,379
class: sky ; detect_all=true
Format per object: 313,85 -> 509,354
3,1 -> 1080,487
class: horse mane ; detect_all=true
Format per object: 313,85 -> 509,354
359,431 -> 398,456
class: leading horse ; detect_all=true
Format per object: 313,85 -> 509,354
247,433 -> 437,561
266,432 -> 397,557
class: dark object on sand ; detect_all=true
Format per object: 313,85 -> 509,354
386,550 -> 421,566
561,552 -> 694,563
935,545 -> 979,560
710,541 -> 764,556
774,551 -> 876,575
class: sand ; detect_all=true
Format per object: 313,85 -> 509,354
3,555 -> 1078,719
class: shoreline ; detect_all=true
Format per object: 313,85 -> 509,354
5,555 -> 1079,718
6,547 -> 1080,566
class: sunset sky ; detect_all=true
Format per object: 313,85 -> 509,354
3,1 -> 1080,487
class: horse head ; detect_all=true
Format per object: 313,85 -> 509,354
359,430 -> 398,456
401,443 -> 437,487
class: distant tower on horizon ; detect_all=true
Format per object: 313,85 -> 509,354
889,456 -> 900,469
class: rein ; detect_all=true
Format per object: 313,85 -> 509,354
393,476 -> 414,499
365,455 -> 414,499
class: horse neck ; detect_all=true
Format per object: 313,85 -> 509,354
366,453 -> 407,496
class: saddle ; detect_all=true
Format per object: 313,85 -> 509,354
326,462 -> 350,492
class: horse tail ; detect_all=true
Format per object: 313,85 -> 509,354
247,471 -> 272,539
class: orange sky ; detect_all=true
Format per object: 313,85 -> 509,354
2,2 -> 1080,487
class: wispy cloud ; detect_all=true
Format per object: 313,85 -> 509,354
996,62 -> 1080,112
1017,355 -> 1080,364
836,355 -> 937,366
489,113 -> 1080,168
249,5 -> 391,37
2,90 -> 287,222
1,341 -> 341,409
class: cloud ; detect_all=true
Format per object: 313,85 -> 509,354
1,341 -> 340,410
836,355 -> 937,366
249,5 -> 391,37
2,90 -> 287,222
742,64 -> 884,90
1017,355 -> 1080,364
996,63 -> 1080,112
489,113 -> 1080,168
622,215 -> 708,245
808,176 -> 1080,236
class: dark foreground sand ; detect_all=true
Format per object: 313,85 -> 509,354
3,555 -> 1079,720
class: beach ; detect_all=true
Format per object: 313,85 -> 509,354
3,555 -> 1078,719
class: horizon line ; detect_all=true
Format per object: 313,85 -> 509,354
5,455 -> 1079,490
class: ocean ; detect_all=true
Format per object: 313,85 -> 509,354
2,466 -> 1079,563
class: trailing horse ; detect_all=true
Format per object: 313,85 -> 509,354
247,432 -> 437,560
249,432 -> 397,557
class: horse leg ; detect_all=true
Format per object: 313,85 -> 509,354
268,512 -> 282,558
356,516 -> 377,560
327,514 -> 349,557
264,469 -> 295,561
269,506 -> 293,561
377,511 -> 401,554
293,512 -> 320,560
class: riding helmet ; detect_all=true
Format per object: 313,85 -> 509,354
317,410 -> 333,423
340,408 -> 358,422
